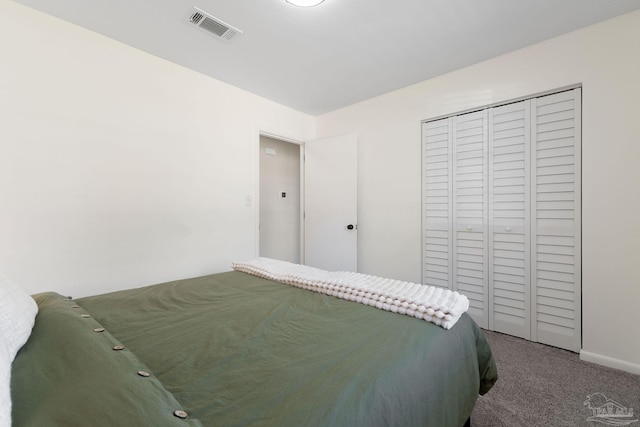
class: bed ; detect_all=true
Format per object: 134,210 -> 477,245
6,259 -> 497,427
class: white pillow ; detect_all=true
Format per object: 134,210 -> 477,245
0,338 -> 11,427
0,274 -> 37,427
0,273 -> 38,361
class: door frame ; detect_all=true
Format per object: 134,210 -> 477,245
257,131 -> 305,263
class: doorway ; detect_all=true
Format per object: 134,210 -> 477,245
259,135 -> 301,263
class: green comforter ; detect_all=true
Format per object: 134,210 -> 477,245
12,271 -> 497,427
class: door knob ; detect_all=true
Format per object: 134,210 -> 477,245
505,227 -> 511,232
347,224 -> 355,230
466,226 -> 472,231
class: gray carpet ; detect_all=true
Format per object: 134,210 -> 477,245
471,330 -> 640,427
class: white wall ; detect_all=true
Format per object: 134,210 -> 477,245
317,11 -> 640,373
0,1 -> 314,298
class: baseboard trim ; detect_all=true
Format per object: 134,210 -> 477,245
580,350 -> 640,375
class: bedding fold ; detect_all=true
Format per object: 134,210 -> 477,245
232,257 -> 469,329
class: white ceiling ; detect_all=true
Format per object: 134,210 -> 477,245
15,0 -> 640,115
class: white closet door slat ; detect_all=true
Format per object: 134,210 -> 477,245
488,100 -> 531,338
453,110 -> 488,328
531,88 -> 582,352
422,118 -> 453,289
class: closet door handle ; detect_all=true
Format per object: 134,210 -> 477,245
505,227 -> 511,232
466,226 -> 472,231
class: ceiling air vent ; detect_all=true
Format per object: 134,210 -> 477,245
188,8 -> 242,42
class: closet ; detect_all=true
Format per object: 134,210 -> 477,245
421,88 -> 581,352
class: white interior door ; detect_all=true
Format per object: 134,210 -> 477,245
304,134 -> 357,272
488,100 -> 531,339
421,118 -> 453,289
453,110 -> 489,328
531,88 -> 581,352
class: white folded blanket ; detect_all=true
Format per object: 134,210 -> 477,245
231,257 -> 469,330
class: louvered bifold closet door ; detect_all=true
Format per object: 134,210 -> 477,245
531,88 -> 582,352
422,118 -> 453,289
488,101 -> 531,339
453,111 -> 489,328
